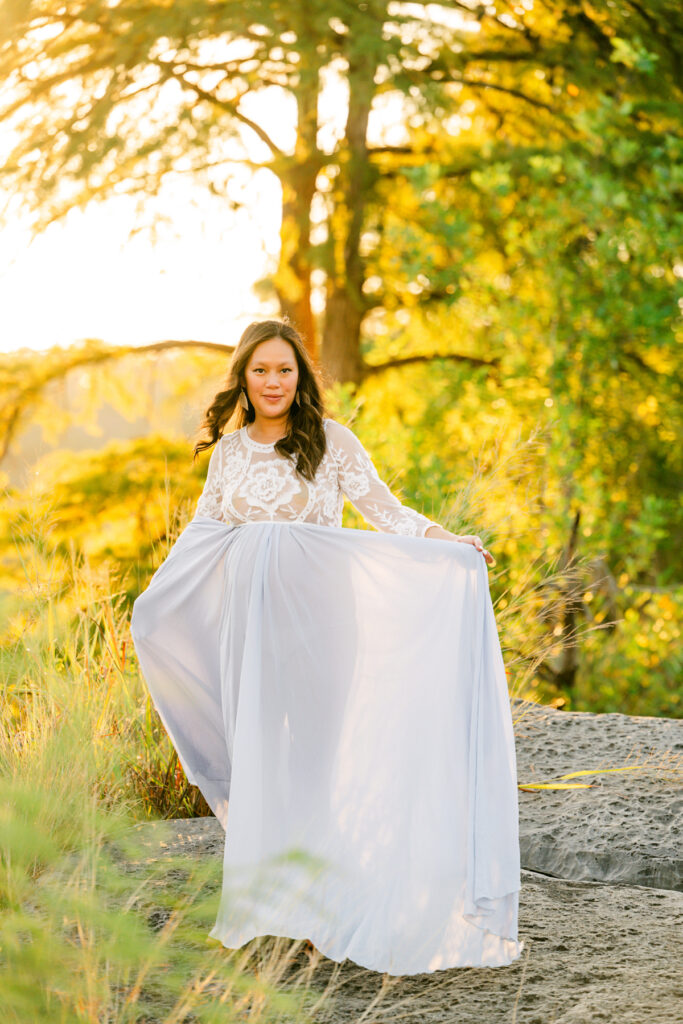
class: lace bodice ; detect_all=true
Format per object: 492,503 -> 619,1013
194,417 -> 438,538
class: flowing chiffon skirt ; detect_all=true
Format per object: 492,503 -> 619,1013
130,516 -> 524,974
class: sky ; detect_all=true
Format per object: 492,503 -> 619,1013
0,48 -> 367,354
0,171 -> 284,354
0,85 -> 400,353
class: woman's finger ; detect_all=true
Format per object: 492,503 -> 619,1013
483,549 -> 496,566
457,535 -> 494,564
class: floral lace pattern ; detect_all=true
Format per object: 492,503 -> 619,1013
194,418 -> 438,537
234,461 -> 301,518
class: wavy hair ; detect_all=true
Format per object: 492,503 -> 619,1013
193,318 -> 328,481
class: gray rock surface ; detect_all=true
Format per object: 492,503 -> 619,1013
512,699 -> 683,891
117,819 -> 683,1024
107,703 -> 683,1022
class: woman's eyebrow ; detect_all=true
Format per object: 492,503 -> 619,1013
250,361 -> 295,367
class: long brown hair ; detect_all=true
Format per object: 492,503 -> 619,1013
194,318 -> 328,481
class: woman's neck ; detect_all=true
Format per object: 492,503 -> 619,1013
246,414 -> 290,444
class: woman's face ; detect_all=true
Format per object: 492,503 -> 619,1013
243,337 -> 300,421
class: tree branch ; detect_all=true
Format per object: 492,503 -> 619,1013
361,351 -> 500,379
458,77 -> 557,114
0,340 -> 236,464
159,63 -> 287,160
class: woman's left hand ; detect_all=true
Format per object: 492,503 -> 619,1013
424,525 -> 496,565
456,535 -> 496,566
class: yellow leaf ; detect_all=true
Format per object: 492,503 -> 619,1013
518,782 -> 594,791
518,765 -> 648,791
557,765 -> 647,780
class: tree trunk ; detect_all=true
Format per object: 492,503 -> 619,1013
555,507 -> 582,694
277,164 -> 318,357
321,35 -> 377,383
273,57 -> 322,360
321,291 -> 366,383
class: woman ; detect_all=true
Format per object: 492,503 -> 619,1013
131,318 -> 524,975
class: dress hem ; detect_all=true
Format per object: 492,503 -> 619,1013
207,923 -> 526,975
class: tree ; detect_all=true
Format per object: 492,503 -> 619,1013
3,0 -> 680,383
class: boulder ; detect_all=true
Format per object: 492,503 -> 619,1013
513,698 -> 683,891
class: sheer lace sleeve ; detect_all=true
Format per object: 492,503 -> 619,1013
325,419 -> 439,538
194,440 -> 225,522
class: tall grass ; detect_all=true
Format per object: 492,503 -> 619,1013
422,421 -> 617,713
0,530 -> 349,1021
0,431 -> 674,1020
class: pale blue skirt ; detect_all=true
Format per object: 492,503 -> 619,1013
131,516 -> 524,974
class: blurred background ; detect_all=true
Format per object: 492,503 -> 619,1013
1,0 -> 681,721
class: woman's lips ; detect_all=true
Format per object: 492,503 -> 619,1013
264,395 -> 283,401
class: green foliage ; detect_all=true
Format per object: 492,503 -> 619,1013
329,363 -> 681,717
1,345 -> 680,719
0,0 -> 680,720
577,588 -> 682,717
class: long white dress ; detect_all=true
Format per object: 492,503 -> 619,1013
130,417 -> 524,974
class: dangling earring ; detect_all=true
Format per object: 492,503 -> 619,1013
294,389 -> 301,406
238,387 -> 249,410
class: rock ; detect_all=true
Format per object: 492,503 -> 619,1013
96,702 -> 683,1021
114,820 -> 683,1024
512,699 -> 683,891
305,870 -> 683,1024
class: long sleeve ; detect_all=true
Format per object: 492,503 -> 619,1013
194,440 -> 225,522
325,419 -> 439,538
